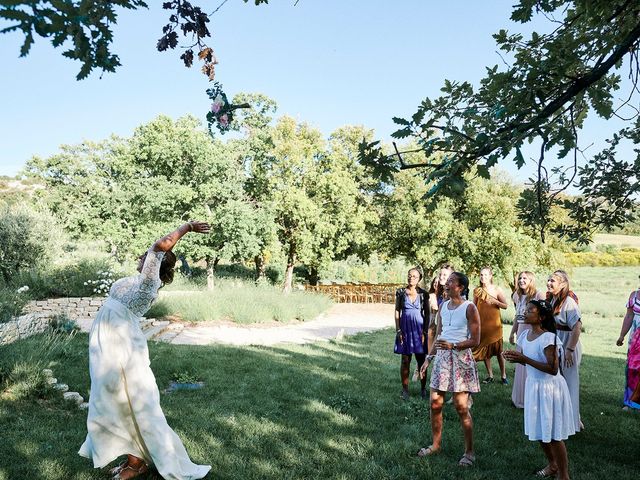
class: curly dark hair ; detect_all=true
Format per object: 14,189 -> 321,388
159,250 -> 177,285
529,299 -> 556,334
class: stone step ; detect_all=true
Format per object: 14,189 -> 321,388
143,320 -> 171,340
63,391 -> 84,405
54,383 -> 69,392
154,323 -> 185,343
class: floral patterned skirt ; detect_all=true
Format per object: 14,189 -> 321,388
430,348 -> 481,393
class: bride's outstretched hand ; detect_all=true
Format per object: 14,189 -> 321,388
189,221 -> 211,233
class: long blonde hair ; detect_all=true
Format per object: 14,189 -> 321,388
549,270 -> 570,315
516,271 -> 537,302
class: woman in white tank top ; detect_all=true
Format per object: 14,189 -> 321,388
417,272 -> 481,467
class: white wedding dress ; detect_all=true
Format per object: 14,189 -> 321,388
79,249 -> 211,479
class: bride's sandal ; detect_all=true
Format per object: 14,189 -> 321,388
108,460 -> 128,476
112,463 -> 148,480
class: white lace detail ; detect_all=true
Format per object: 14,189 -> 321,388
108,249 -> 165,317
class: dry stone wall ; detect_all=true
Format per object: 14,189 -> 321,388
0,297 -> 106,346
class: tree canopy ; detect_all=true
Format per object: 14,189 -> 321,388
360,0 -> 640,244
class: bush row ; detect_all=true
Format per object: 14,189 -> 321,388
565,250 -> 640,267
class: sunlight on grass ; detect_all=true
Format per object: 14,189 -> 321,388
1,266 -> 640,479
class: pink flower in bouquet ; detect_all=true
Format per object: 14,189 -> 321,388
210,95 -> 224,113
219,114 -> 229,127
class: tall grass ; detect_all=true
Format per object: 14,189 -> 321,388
147,278 -> 333,324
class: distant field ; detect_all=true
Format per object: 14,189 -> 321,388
593,233 -> 640,248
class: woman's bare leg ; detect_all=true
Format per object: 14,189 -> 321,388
453,392 -> 474,456
430,389 -> 445,450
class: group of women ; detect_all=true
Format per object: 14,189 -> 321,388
393,264 -> 626,479
75,219 -> 638,480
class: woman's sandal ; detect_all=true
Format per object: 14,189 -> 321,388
416,445 -> 440,457
458,453 -> 476,467
108,460 -> 128,476
534,466 -> 557,478
112,463 -> 148,480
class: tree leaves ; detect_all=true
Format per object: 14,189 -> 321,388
366,0 -> 640,243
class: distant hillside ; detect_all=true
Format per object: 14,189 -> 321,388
593,233 -> 640,249
0,177 -> 44,205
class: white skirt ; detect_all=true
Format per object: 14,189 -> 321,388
524,374 -> 576,442
78,298 -> 211,479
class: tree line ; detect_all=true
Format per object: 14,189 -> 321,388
9,94 -> 568,292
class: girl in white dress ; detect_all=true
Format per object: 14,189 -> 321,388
79,222 -> 212,480
504,299 -> 575,480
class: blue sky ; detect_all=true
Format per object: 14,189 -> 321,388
0,1 -> 630,181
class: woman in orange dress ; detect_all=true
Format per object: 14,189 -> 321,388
472,267 -> 509,384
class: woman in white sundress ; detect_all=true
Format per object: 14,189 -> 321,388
504,299 -> 575,480
79,221 -> 211,480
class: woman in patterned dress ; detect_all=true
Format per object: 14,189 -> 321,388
616,283 -> 640,410
417,272 -> 481,467
79,222 -> 211,480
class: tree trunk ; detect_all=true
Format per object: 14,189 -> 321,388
309,266 -> 319,286
283,252 -> 296,294
206,257 -> 219,291
254,254 -> 266,283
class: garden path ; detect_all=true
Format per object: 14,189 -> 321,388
153,303 -> 395,346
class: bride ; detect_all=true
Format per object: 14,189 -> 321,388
79,221 -> 211,480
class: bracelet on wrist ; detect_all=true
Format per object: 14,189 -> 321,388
187,222 -> 193,232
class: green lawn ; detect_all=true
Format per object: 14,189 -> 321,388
1,266 -> 639,479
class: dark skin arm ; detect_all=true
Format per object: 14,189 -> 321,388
152,221 -> 210,252
503,342 -> 559,376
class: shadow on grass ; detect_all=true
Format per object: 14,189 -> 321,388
1,330 -> 640,479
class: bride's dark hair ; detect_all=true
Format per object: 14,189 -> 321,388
159,251 -> 177,285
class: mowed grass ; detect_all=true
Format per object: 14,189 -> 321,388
147,278 -> 333,324
1,266 -> 640,479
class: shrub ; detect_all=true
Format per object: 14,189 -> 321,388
12,257 -> 127,299
148,278 -> 333,324
0,285 -> 31,323
49,314 -> 79,334
565,250 -> 640,267
4,362 -> 54,401
0,204 -> 64,283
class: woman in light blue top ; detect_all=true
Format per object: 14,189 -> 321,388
418,272 -> 481,468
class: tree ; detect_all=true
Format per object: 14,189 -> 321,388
24,114 -> 251,269
1,0 -> 267,80
304,125 -> 380,285
377,166 -> 553,285
361,0 -> 640,244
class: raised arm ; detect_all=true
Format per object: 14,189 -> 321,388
152,221 -> 210,252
